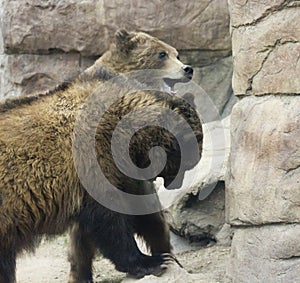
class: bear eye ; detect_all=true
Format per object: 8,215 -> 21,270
177,55 -> 180,60
158,51 -> 168,60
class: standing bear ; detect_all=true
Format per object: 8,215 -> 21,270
0,29 -> 203,283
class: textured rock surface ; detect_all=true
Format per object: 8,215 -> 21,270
227,1 -> 300,282
2,0 -> 231,55
227,95 -> 300,225
0,0 -> 3,54
230,1 -> 300,95
0,53 -> 84,98
227,225 -> 300,283
229,0 -> 294,27
194,56 -> 235,117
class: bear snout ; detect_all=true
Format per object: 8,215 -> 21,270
182,65 -> 193,80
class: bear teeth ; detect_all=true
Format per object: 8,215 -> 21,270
163,81 -> 176,96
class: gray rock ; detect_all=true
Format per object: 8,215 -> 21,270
2,0 -> 231,56
227,2 -> 300,282
170,232 -> 202,254
226,95 -> 300,225
215,223 -> 233,247
227,224 -> 300,283
179,51 -> 235,118
194,56 -> 235,119
168,181 -> 227,245
0,54 -> 21,98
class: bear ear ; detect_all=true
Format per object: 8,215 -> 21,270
115,29 -> 130,42
115,29 -> 135,53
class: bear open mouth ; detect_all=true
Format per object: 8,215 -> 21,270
163,80 -> 176,96
163,76 -> 192,96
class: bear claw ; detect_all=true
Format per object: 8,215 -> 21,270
161,253 -> 183,268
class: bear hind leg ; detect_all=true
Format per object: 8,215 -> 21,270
92,213 -> 172,278
0,251 -> 16,283
68,223 -> 95,283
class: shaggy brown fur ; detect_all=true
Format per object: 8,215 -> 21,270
0,30 -> 202,283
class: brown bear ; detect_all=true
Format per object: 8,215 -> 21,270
0,29 -> 202,283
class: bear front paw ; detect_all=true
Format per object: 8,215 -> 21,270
119,253 -> 181,278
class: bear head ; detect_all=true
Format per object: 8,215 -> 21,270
85,29 -> 193,94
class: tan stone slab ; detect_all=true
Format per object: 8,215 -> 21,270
230,5 -> 300,95
252,42 -> 300,94
229,0 -> 290,27
227,225 -> 300,283
226,96 -> 300,225
2,0 -> 231,56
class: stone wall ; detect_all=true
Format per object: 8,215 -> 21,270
0,0 -> 234,117
226,1 -> 300,282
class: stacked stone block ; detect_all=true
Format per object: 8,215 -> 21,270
226,1 -> 300,282
0,0 -> 233,117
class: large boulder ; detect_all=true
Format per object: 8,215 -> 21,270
168,181 -> 229,246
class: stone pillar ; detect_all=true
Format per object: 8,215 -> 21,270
226,1 -> 300,282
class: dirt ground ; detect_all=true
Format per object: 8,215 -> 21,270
16,234 -> 230,283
